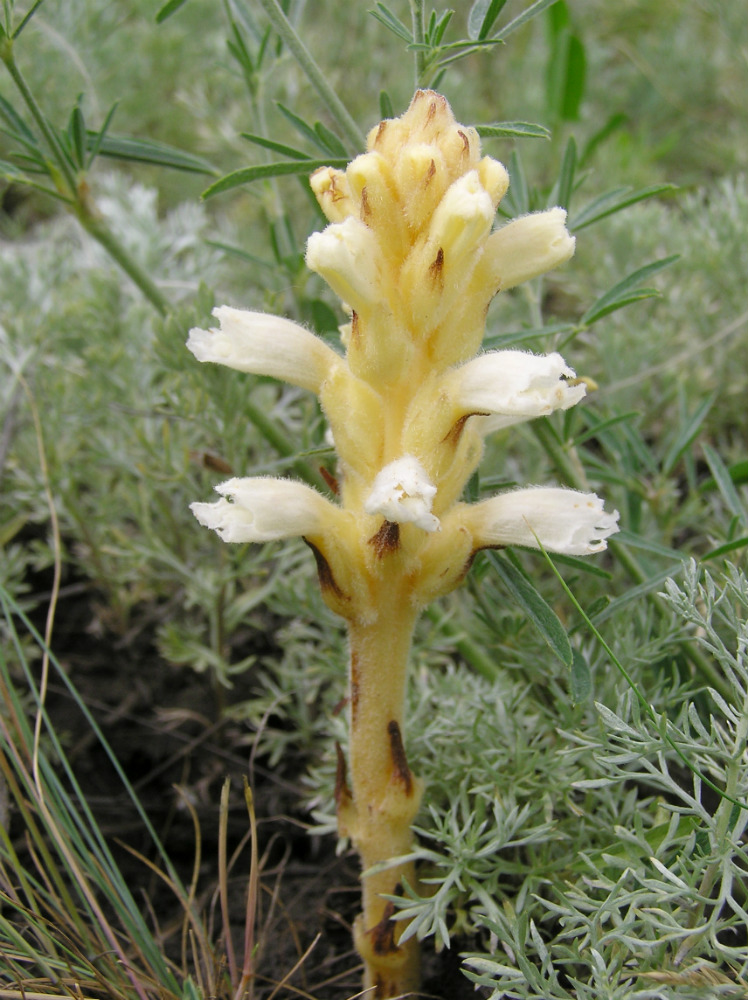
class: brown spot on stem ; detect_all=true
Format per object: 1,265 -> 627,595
425,158 -> 435,185
369,899 -> 398,955
351,310 -> 360,343
429,247 -> 444,286
442,411 -> 490,446
374,121 -> 388,146
426,99 -> 437,124
334,742 -> 352,807
457,128 -> 470,155
351,650 -> 360,722
368,519 -> 400,557
360,185 -> 371,222
319,466 -> 339,495
387,720 -> 413,795
304,540 -> 345,600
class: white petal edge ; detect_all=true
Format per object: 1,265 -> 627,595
305,217 -> 381,311
427,170 -> 495,259
466,487 -> 619,555
191,477 -> 337,543
364,456 -> 440,532
187,307 -> 340,394
447,350 -> 586,425
483,207 -> 575,292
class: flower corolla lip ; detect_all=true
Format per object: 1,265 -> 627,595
364,456 -> 440,532
305,217 -> 381,311
187,307 -> 340,395
191,477 -> 337,543
465,487 -> 619,555
427,170 -> 495,258
482,207 -> 575,292
448,350 -> 586,429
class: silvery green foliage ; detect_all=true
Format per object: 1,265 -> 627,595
253,558 -> 748,997
459,559 -> 748,998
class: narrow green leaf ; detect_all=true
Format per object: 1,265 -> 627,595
503,150 -> 529,216
432,8 -> 454,45
369,2 -> 413,42
592,563 -> 685,624
468,0 -> 508,40
556,135 -> 576,210
11,0 -> 47,38
276,102 -> 327,151
662,394 -> 715,475
314,120 -> 347,157
701,457 -> 748,494
547,552 -> 612,579
486,552 -> 573,667
0,165 -> 64,203
702,443 -> 748,527
570,649 -> 592,704
227,27 -> 254,76
614,529 -> 689,563
572,411 -> 639,446
379,90 -> 394,119
579,112 -> 626,166
85,101 -> 119,169
91,134 -> 218,175
560,33 -> 586,120
410,37 -> 503,54
582,595 -> 610,619
581,256 -> 678,326
495,0 -> 561,40
704,536 -> 748,561
0,94 -> 37,145
240,132 -> 311,159
546,0 -> 570,35
155,0 -> 189,23
569,183 -> 677,231
0,158 -> 25,180
483,322 -> 575,350
205,239 -> 275,270
476,121 -> 550,140
68,102 -> 86,169
584,288 -> 661,324
202,158 -> 347,199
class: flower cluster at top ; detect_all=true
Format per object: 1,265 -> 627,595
189,91 -> 618,617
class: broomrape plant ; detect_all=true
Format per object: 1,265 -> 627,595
189,90 -> 618,997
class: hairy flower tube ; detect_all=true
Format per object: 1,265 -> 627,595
189,91 -> 618,997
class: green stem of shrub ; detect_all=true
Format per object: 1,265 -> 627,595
77,209 -> 170,316
253,0 -> 365,155
1,44 -> 77,193
409,0 -> 427,86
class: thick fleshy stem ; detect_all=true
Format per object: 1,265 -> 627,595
338,588 -> 422,997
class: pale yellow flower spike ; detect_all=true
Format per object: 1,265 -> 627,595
189,90 -> 619,998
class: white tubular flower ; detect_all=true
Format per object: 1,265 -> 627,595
427,170 -> 495,259
364,456 -> 440,532
446,351 -> 586,430
187,307 -> 340,395
306,217 -> 382,311
481,207 -> 575,292
191,477 -> 337,543
465,488 -> 619,555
